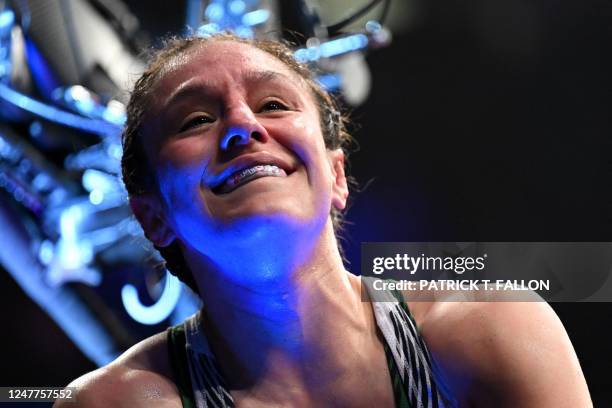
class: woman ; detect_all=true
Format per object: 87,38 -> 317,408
57,34 -> 591,407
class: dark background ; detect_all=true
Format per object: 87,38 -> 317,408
1,0 -> 611,405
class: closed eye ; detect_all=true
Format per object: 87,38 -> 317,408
179,115 -> 215,132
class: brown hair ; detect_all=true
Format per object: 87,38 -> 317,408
121,33 -> 355,294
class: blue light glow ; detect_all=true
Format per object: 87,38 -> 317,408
121,271 -> 182,325
56,86 -> 127,127
235,26 -> 253,38
66,85 -> 95,114
56,203 -> 97,270
317,74 -> 341,90
205,3 -> 224,21
242,9 -> 269,27
82,169 -> 116,193
89,189 -> 104,205
0,9 -> 14,82
24,39 -> 61,100
197,23 -> 220,37
229,0 -> 246,15
29,121 -> 42,137
195,0 -> 266,39
365,20 -> 382,33
32,173 -> 53,192
0,83 -> 121,137
0,61 -> 9,78
0,10 -> 15,31
38,240 -> 54,265
102,102 -> 127,126
60,205 -> 82,242
107,143 -> 123,160
57,241 -> 87,269
319,34 -> 369,58
13,187 -> 24,202
294,34 -> 369,63
65,142 -> 122,174
293,49 -> 306,62
185,0 -> 203,31
306,47 -> 319,60
74,99 -> 95,115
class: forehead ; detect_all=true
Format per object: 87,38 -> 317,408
151,40 -> 309,102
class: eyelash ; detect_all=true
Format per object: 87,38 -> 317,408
260,100 -> 288,112
178,100 -> 289,132
179,115 -> 214,132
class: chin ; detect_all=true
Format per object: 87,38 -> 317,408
210,207 -> 324,246
223,209 -> 309,234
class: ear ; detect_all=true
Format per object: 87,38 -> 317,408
129,194 -> 176,247
327,149 -> 349,210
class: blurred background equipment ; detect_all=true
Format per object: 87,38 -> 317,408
0,0 -> 392,367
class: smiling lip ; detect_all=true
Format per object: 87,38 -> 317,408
217,164 -> 286,194
206,153 -> 294,194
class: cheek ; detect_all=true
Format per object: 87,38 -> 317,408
158,137 -> 211,167
153,139 -> 211,210
156,162 -> 203,213
292,115 -> 324,144
284,116 -> 336,209
286,115 -> 329,166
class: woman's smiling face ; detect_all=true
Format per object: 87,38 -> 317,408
137,40 -> 348,258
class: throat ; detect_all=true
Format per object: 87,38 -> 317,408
185,222 -> 373,391
199,270 -> 374,381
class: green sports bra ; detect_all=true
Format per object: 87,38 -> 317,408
167,283 -> 456,407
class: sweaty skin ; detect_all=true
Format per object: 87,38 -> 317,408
55,40 -> 592,407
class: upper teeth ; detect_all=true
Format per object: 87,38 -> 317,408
227,164 -> 282,187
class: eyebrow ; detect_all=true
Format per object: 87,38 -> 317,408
244,70 -> 292,84
161,70 -> 296,109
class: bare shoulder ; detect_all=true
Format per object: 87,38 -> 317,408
54,331 -> 182,408
414,292 -> 592,407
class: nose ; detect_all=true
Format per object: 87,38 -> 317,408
220,105 -> 269,150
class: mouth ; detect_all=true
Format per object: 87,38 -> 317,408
206,152 -> 295,195
212,163 -> 288,194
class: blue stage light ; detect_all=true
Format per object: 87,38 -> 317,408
242,9 -> 269,26
121,271 -> 182,325
234,26 -> 253,38
0,9 -> 14,81
194,0 -> 268,39
319,34 -> 368,58
294,34 -> 369,63
205,3 -> 224,21
29,121 -> 42,137
0,9 -> 14,30
317,73 -> 341,91
0,83 -> 121,137
82,168 -> 117,194
102,101 -> 127,126
365,20 -> 382,33
107,143 -> 123,161
197,23 -> 220,37
229,0 -> 246,15
24,39 -> 61,100
89,189 -> 104,205
38,240 -> 54,265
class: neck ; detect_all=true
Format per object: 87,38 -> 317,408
183,221 -> 375,392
